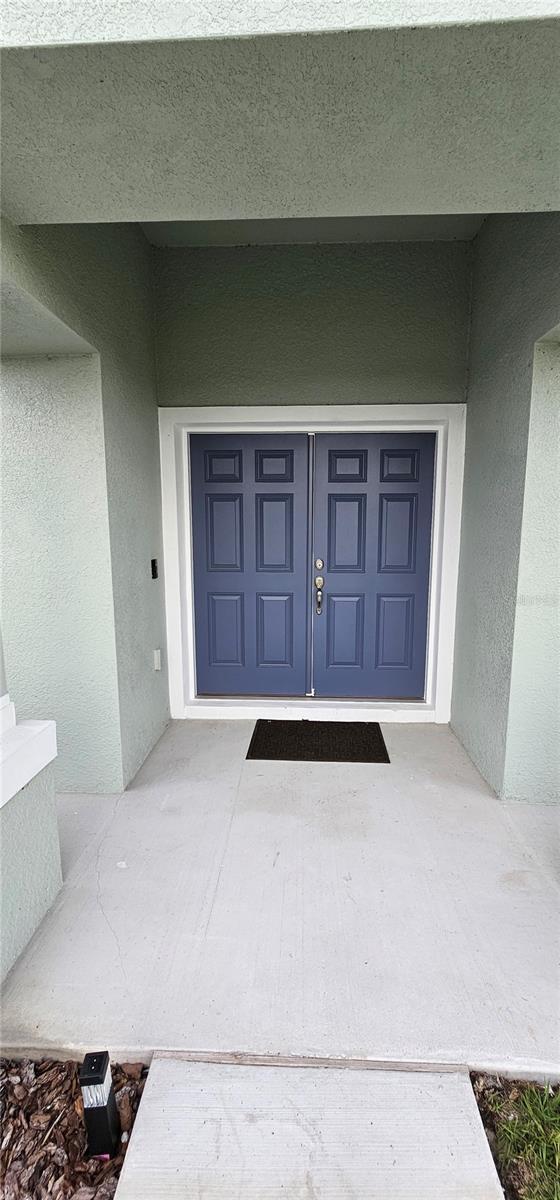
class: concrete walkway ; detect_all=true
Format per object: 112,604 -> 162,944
115,1056 -> 503,1198
1,722 -> 558,1076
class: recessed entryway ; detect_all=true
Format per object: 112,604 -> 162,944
159,404 -> 465,721
191,431 -> 435,699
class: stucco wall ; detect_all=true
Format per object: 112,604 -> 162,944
2,218 -> 169,787
0,763 -> 61,982
5,22 -> 558,226
502,340 -> 560,802
1,355 -> 124,791
0,629 -> 7,697
452,213 -> 560,796
155,242 -> 471,408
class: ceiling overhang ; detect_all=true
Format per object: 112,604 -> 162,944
2,22 -> 559,225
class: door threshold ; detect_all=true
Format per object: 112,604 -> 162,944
182,698 -> 438,723
197,693 -> 424,702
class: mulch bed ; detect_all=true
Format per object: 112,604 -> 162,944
0,1058 -> 147,1199
472,1073 -> 560,1200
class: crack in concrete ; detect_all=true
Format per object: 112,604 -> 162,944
94,791 -> 129,994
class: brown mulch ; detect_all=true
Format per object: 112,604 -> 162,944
0,1058 -> 147,1200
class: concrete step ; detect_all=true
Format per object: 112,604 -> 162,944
116,1055 -> 504,1198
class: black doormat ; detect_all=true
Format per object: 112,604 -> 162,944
246,720 -> 390,763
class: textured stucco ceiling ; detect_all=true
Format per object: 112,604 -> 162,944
1,283 -> 94,357
2,22 -> 559,225
2,0 -> 558,48
142,215 -> 486,247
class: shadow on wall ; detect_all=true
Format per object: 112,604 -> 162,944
451,213 -> 560,802
1,350 -> 125,792
1,218 -> 170,792
503,331 -> 560,803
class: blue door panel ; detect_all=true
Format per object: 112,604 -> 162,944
326,594 -> 365,667
312,433 -> 435,698
327,494 -> 367,571
208,593 -> 245,665
256,593 -> 294,666
190,434 -> 309,695
375,594 -> 414,669
255,494 -> 294,570
378,494 -> 418,572
205,494 -> 243,570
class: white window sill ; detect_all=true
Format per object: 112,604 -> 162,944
0,720 -> 57,808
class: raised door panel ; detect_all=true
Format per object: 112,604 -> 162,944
327,495 -> 367,572
208,594 -> 245,665
205,495 -> 243,571
380,449 -> 419,483
375,594 -> 414,669
328,449 -> 368,482
255,449 -> 294,482
256,594 -> 294,667
326,595 -> 365,668
204,450 -> 243,483
255,495 -> 293,572
378,494 -> 417,573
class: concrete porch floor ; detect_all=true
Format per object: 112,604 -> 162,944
1,721 -> 558,1075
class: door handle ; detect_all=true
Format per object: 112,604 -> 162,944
314,575 -> 324,615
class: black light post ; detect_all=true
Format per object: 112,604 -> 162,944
79,1051 -> 121,1158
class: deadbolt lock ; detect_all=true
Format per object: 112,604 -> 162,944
315,558 -> 324,570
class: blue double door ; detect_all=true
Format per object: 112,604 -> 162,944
190,432 -> 435,699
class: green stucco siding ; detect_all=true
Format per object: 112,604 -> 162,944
154,241 -> 471,409
0,764 -> 62,982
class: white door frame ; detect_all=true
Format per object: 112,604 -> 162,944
159,404 -> 466,723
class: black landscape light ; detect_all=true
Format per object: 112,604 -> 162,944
79,1051 -> 121,1158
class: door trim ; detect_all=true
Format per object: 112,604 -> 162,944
159,404 -> 466,723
